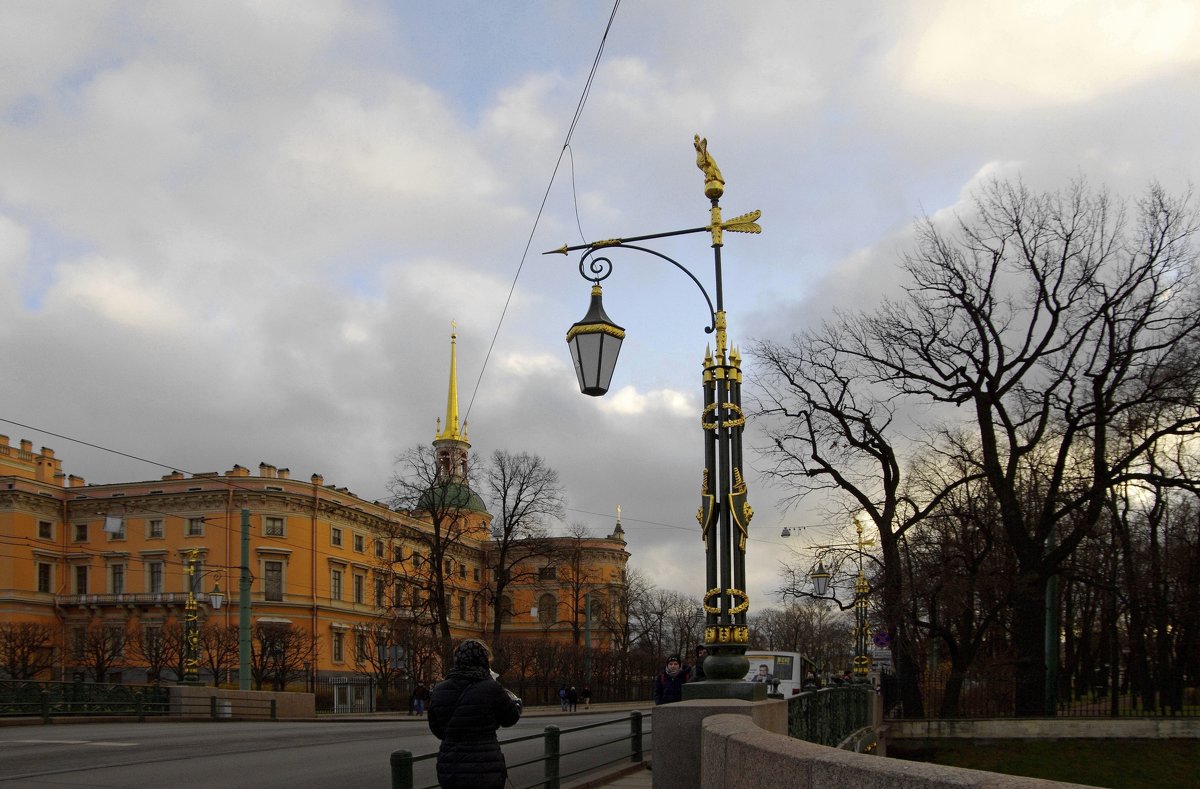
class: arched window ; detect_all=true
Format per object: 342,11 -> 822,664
500,595 -> 514,625
538,593 -> 557,626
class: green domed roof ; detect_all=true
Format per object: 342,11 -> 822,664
417,481 -> 489,515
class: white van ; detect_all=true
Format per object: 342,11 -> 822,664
744,651 -> 811,697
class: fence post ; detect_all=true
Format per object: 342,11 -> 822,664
210,695 -> 217,719
40,690 -> 50,724
543,724 -> 560,789
135,691 -> 144,722
390,749 -> 413,789
630,711 -> 643,763
270,698 -> 277,720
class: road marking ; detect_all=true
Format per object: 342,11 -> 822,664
5,739 -> 137,747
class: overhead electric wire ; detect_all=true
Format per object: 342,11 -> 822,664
462,0 -> 622,425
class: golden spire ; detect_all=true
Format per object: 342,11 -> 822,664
435,322 -> 467,442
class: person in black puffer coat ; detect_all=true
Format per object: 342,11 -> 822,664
428,639 -> 522,789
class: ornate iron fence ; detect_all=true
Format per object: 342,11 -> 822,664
881,670 -> 1200,719
0,680 -> 170,720
787,685 -> 873,748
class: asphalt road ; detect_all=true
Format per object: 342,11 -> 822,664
0,712 -> 654,788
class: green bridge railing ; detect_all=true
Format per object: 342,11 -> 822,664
787,685 -> 874,749
0,679 -> 170,721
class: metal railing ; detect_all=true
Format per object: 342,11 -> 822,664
787,686 -> 873,749
390,710 -> 648,789
0,680 -> 170,721
172,694 -> 278,720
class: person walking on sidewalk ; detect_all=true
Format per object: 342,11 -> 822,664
411,681 -> 430,716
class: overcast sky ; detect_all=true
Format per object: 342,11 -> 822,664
2,1 -> 1197,607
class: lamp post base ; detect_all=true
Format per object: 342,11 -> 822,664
682,680 -> 767,702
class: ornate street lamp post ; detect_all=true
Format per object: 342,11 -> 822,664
549,136 -> 763,699
182,547 -> 224,686
810,516 -> 875,683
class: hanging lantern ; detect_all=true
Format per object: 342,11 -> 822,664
811,561 -> 831,597
566,284 -> 625,396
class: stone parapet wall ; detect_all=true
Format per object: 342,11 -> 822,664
168,686 -> 314,719
701,713 -> 1093,789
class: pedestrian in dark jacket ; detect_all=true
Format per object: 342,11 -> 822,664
691,645 -> 708,682
411,681 -> 430,716
653,654 -> 691,705
428,639 -> 522,789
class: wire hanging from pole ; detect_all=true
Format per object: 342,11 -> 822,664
463,0 -> 623,424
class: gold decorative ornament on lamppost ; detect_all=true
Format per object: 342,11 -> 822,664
548,136 -> 763,700
182,547 -> 224,686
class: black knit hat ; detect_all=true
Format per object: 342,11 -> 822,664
453,639 -> 491,669
667,654 -> 681,664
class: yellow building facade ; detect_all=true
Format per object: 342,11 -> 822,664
0,336 -> 629,685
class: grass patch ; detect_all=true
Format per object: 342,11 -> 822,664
890,739 -> 1200,788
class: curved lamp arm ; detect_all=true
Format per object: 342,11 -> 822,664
579,244 -> 717,335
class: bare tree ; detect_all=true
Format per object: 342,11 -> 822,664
351,619 -> 410,710
481,449 -> 566,638
250,623 -> 315,692
753,319 -> 974,716
758,179 -> 1200,714
596,566 -> 650,655
200,623 -> 240,688
0,622 -> 56,680
388,444 -> 486,639
75,620 -> 130,683
126,621 -> 181,684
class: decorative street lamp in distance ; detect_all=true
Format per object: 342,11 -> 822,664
810,561 -> 831,597
809,517 -> 875,683
549,136 -> 763,700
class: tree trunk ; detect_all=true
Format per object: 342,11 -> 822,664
1010,570 -> 1047,717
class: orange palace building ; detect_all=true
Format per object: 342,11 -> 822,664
0,333 -> 629,683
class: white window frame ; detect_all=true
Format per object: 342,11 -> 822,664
264,516 -> 285,537
110,563 -> 126,594
147,561 -> 164,594
36,562 -> 53,593
332,631 -> 345,663
263,560 -> 285,602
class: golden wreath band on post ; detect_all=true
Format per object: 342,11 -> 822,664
703,587 -> 749,614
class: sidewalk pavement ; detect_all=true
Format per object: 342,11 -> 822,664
565,762 -> 652,789
323,700 -> 651,722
